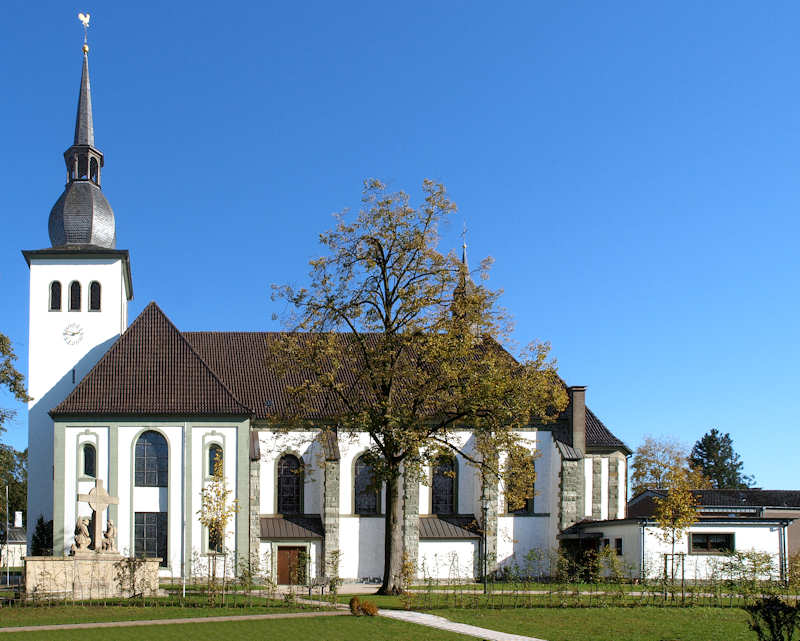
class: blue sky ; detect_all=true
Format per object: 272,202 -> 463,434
1,2 -> 798,488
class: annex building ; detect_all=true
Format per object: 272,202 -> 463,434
25,46 -> 631,582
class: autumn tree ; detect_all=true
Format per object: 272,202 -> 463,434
197,451 -> 239,601
690,428 -> 753,489
0,332 -> 30,534
654,465 -> 700,581
630,436 -> 710,497
272,179 -> 568,594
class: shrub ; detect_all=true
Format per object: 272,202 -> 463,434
788,554 -> 800,588
359,599 -> 378,616
349,595 -> 362,616
745,596 -> 800,641
31,516 -> 53,556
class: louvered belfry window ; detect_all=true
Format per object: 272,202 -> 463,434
89,281 -> 101,311
69,281 -> 81,311
135,431 -> 169,487
49,281 -> 62,311
277,454 -> 303,514
432,456 -> 456,515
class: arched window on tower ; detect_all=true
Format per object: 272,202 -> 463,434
89,158 -> 99,184
69,281 -> 81,311
49,281 -> 62,311
208,444 -> 223,477
277,454 -> 303,514
354,454 -> 380,515
135,431 -> 168,487
82,443 -> 96,478
431,455 -> 456,515
89,281 -> 101,311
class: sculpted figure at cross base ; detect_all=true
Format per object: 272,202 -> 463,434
70,516 -> 91,553
75,478 -> 119,554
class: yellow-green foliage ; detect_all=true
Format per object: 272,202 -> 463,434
349,595 -> 361,616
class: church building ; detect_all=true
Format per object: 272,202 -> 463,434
25,46 -> 631,582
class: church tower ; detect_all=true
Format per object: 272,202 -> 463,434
23,43 -> 133,544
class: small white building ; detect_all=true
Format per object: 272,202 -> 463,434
2,513 -> 26,569
563,489 -> 794,582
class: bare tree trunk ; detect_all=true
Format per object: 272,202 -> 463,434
378,467 -> 405,595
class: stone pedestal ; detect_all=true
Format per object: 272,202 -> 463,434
24,555 -> 161,599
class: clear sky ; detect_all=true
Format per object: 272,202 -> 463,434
1,2 -> 798,488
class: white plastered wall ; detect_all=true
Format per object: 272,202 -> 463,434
418,540 -> 477,579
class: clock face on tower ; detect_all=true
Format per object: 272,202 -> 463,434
63,322 -> 84,345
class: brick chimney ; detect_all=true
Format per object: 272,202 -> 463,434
567,386 -> 587,453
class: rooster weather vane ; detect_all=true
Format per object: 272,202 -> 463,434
78,12 -> 91,51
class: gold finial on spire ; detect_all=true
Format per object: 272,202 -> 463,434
78,12 -> 91,52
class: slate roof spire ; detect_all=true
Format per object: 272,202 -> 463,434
74,45 -> 95,147
47,41 -> 117,248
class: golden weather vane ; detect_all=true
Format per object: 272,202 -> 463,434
78,12 -> 91,52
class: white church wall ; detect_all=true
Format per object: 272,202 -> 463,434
61,426 -> 110,555
117,423 -> 184,576
257,430 -> 322,515
418,540 -> 477,580
189,424 -> 239,577
337,515 -> 385,580
27,256 -> 128,540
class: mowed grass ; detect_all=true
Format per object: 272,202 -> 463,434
0,616 -> 473,640
0,601 -> 325,628
441,607 -> 755,641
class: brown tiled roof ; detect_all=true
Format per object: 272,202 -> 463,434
419,515 -> 481,539
259,515 -> 324,539
585,408 -> 629,452
51,302 -> 252,417
629,489 -> 800,518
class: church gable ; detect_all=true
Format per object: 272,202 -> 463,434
51,302 -> 251,417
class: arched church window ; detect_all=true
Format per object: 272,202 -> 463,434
354,454 -> 379,515
89,281 -> 101,311
49,281 -> 62,311
208,444 -> 223,477
135,430 -> 168,487
82,443 -> 96,478
69,281 -> 81,311
431,455 -> 456,515
277,454 -> 303,514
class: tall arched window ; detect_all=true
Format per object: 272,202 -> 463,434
277,454 -> 303,514
82,443 -> 96,478
135,431 -> 168,487
69,281 -> 81,311
354,454 -> 379,515
208,444 -> 223,477
507,458 -> 535,514
89,281 -> 101,311
49,281 -> 62,311
431,455 -> 456,514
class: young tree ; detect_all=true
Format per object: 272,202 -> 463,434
0,332 -> 31,433
654,465 -> 699,581
272,179 -> 568,594
689,428 -> 754,489
630,436 -> 710,497
197,451 -> 239,600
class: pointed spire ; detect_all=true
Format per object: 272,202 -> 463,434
461,241 -> 469,271
74,46 -> 94,147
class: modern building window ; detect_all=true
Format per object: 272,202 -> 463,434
69,281 -> 81,311
690,533 -> 734,554
89,281 -> 101,311
431,455 -> 456,514
135,431 -> 168,487
277,454 -> 303,514
134,511 -> 168,567
49,281 -> 62,311
354,454 -> 379,515
208,444 -> 222,477
82,443 -> 96,478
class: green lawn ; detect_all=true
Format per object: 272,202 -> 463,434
0,601 -> 327,628
0,617 -> 473,640
442,607 -> 755,641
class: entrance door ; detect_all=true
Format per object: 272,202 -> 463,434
277,546 -> 306,585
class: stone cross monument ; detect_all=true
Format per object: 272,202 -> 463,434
77,478 -> 119,552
